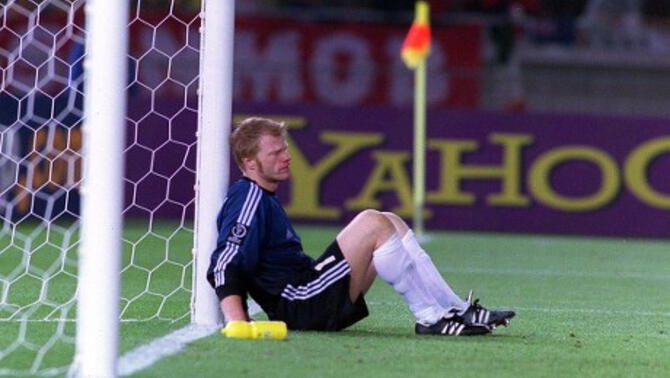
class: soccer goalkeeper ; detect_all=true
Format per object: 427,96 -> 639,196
207,117 -> 515,336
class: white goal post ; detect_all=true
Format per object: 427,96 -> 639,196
73,0 -> 129,376
191,0 -> 234,327
73,0 -> 233,376
0,0 -> 234,376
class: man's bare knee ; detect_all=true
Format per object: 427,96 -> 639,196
355,209 -> 383,223
381,212 -> 410,236
358,209 -> 395,243
358,209 -> 389,227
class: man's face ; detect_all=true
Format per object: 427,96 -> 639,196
248,134 -> 291,185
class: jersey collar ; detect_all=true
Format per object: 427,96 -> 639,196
241,176 -> 276,195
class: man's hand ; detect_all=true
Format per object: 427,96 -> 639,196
221,295 -> 249,322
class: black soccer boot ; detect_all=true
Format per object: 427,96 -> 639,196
415,315 -> 491,336
460,290 -> 515,329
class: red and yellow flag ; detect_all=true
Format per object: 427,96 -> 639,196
401,1 -> 431,69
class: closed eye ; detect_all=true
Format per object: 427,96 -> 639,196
270,145 -> 289,156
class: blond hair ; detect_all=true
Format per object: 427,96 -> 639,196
231,117 -> 287,170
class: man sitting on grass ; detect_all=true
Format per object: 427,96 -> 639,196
207,117 -> 515,336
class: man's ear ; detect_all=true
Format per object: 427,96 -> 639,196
242,157 -> 255,171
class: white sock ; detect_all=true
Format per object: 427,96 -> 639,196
401,230 -> 468,312
373,233 -> 446,325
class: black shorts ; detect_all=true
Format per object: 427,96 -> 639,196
271,240 -> 369,331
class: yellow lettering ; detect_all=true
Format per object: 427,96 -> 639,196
427,133 -> 532,206
48,129 -> 67,189
12,127 -> 85,216
345,151 -> 420,217
69,128 -> 83,185
285,131 -> 383,219
624,137 -> 670,209
529,146 -> 620,212
50,159 -> 67,190
14,175 -> 30,214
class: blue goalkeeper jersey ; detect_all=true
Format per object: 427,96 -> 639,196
207,177 -> 314,312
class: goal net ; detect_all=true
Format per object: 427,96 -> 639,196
0,0 -> 217,375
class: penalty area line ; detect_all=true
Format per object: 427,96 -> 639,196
118,301 -> 262,376
117,323 -> 218,376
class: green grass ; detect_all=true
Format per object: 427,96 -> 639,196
0,219 -> 193,376
133,227 -> 670,378
2,223 -> 670,377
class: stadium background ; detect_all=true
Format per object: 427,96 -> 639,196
3,0 -> 670,238
1,1 -> 670,376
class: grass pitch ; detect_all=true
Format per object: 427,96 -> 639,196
132,226 -> 670,378
2,223 -> 670,377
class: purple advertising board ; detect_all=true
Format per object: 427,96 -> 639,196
6,95 -> 669,238
231,102 -> 670,238
6,10 -> 666,238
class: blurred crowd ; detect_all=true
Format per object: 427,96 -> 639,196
14,0 -> 670,54
234,0 -> 670,52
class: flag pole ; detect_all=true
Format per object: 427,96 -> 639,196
413,58 -> 427,240
401,1 -> 430,241
401,0 -> 430,240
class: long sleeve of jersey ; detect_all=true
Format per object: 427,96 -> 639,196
208,181 -> 265,300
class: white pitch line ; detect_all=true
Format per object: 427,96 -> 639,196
117,300 -> 262,376
117,323 -> 219,376
513,306 -> 670,318
366,301 -> 670,318
439,266 -> 670,281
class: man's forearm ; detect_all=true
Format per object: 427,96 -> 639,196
220,295 -> 249,322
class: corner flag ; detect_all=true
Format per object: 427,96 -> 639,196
401,1 -> 431,69
402,1 -> 431,240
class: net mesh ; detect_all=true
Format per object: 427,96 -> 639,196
0,0 -> 200,375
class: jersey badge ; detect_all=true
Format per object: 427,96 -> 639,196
227,223 -> 248,245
